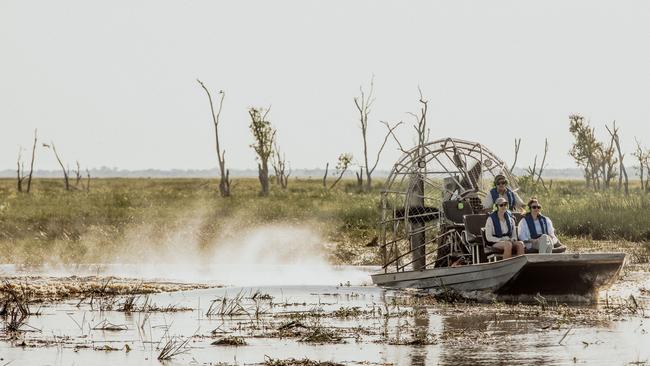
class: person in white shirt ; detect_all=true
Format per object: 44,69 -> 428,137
484,197 -> 525,259
482,174 -> 525,212
518,197 -> 558,254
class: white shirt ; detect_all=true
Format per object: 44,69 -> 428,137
482,189 -> 525,210
518,215 -> 557,241
485,214 -> 517,242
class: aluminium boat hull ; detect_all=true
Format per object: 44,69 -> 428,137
371,253 -> 625,296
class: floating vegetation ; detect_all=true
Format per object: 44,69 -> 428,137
211,336 -> 247,346
299,325 -> 344,344
91,320 -> 127,331
263,356 -> 343,366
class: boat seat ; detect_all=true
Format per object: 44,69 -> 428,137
461,214 -> 488,264
512,212 -> 525,224
481,228 -> 504,262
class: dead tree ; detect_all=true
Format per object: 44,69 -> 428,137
74,161 -> 82,187
85,168 -> 91,192
16,147 -> 25,192
271,142 -> 290,189
248,107 -> 276,196
322,162 -> 329,188
197,79 -> 231,197
355,166 -> 363,188
26,129 -> 37,193
45,142 -> 70,191
633,138 -> 647,191
353,77 -> 400,190
606,121 -> 629,195
536,138 -> 549,188
16,130 -> 38,193
329,153 -> 353,190
525,138 -> 549,193
383,88 -> 429,270
510,138 -> 521,174
645,158 -> 650,192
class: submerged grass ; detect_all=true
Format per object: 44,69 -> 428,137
1,178 -> 650,266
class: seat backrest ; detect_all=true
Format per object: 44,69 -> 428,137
443,199 -> 474,224
463,214 -> 488,236
512,212 -> 524,224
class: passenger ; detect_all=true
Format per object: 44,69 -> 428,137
484,197 -> 525,259
518,198 -> 558,254
482,174 -> 525,212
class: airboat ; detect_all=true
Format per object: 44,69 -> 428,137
370,138 -> 625,297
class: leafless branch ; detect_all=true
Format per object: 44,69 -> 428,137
49,142 -> 70,191
197,79 -> 230,197
509,138 -> 521,174
26,129 -> 37,193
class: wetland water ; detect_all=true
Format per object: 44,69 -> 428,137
1,266 -> 649,366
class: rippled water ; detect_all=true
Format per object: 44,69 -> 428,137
1,266 -> 649,366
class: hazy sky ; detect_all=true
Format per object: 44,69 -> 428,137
2,1 -> 650,171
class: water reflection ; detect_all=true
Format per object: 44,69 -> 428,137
410,306 -> 430,366
0,273 -> 649,365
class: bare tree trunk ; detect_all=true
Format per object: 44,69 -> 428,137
645,162 -> 650,192
329,168 -> 348,190
50,143 -> 70,191
640,164 -> 645,192
606,122 -> 629,195
510,138 -> 521,174
197,79 -> 231,197
355,166 -> 363,188
75,161 -> 82,187
353,77 -> 400,191
259,162 -> 269,196
271,144 -> 289,189
322,162 -> 329,188
16,148 -> 24,193
85,168 -> 91,192
536,139 -> 548,183
26,129 -> 37,193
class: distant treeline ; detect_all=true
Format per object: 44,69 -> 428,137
1,167 -> 642,179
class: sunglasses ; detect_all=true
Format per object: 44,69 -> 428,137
497,203 -> 508,207
530,205 -> 542,209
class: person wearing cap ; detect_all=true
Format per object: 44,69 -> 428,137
484,196 -> 525,259
482,174 -> 525,212
518,197 -> 558,254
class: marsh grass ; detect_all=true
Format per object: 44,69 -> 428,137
1,178 -> 649,266
0,178 -> 380,265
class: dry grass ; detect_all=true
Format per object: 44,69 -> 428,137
157,336 -> 190,360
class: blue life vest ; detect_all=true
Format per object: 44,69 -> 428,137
524,213 -> 549,239
490,187 -> 516,210
490,211 -> 513,238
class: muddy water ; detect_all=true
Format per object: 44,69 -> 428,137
1,267 -> 649,366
